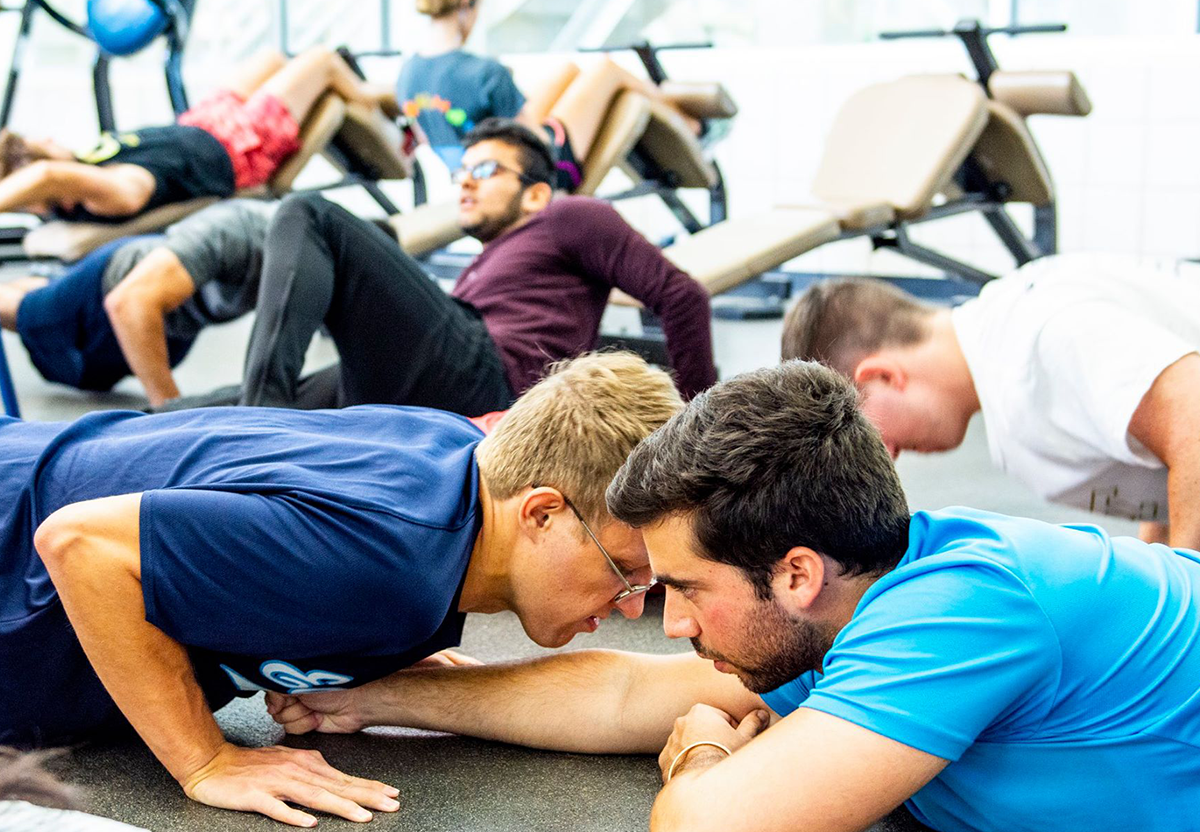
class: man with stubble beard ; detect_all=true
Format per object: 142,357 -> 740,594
177,117 -> 715,413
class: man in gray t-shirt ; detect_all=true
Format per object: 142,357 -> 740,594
0,200 -> 273,406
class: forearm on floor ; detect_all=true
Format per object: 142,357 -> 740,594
357,650 -> 661,754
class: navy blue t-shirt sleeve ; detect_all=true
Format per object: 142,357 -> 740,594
796,562 -> 1062,761
483,63 -> 525,119
139,487 -> 452,657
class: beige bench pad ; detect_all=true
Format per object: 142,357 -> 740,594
610,208 -> 839,306
972,100 -> 1054,206
812,75 -> 988,220
389,200 -> 462,258
637,98 -> 717,190
659,81 -> 738,120
780,199 -> 895,232
330,101 -> 410,181
988,70 -> 1092,118
23,94 -> 349,261
577,90 -> 652,197
271,93 -> 347,194
23,197 -> 220,260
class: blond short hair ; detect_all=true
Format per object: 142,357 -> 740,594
476,351 -> 684,524
416,0 -> 464,16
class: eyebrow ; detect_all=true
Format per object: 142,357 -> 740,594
653,573 -> 702,591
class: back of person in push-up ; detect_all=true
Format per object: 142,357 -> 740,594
0,47 -> 390,222
0,200 -> 271,407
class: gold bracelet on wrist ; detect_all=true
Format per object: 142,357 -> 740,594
666,740 -> 732,783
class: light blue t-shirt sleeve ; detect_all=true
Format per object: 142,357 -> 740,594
483,63 -> 525,119
769,561 -> 1062,761
761,671 -> 821,716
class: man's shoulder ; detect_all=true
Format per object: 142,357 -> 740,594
415,50 -> 507,81
542,196 -> 626,228
882,508 -> 1044,589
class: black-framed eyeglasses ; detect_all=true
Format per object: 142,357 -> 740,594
534,486 -> 656,606
451,159 -> 543,187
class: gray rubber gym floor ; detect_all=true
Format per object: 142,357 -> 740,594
3,296 -> 1137,831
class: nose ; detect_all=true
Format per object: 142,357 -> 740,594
661,590 -> 699,640
614,592 -> 646,620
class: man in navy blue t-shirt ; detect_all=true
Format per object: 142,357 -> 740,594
1,352 -> 680,826
274,361 -> 1200,832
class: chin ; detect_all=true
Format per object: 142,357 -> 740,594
523,622 -> 574,649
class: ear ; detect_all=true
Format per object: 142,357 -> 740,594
521,181 -> 553,214
516,486 -> 568,536
772,546 -> 826,611
853,354 -> 906,391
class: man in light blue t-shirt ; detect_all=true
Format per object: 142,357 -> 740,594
273,360 -> 1200,832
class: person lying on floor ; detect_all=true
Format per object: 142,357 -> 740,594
168,117 -> 715,414
398,0 -> 701,186
0,200 -> 273,408
0,351 -> 679,827
0,46 -> 390,222
271,360 -> 1200,832
780,255 -> 1200,550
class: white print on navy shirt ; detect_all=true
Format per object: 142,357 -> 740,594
221,660 -> 354,694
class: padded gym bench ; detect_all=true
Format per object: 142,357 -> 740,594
21,92 -> 350,261
390,80 -> 735,261
638,68 -> 1090,308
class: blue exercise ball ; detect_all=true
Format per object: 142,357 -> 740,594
87,0 -> 169,56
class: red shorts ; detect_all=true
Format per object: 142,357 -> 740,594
178,89 -> 301,190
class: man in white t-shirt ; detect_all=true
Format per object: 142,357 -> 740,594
781,253 -> 1200,547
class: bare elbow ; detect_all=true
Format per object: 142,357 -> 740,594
102,286 -> 132,323
650,787 -> 724,832
34,507 -> 86,571
104,282 -> 161,325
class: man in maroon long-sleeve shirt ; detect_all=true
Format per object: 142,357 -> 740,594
214,117 -> 716,414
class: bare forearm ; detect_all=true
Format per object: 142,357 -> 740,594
107,302 -> 180,406
1167,463 -> 1200,551
355,650 -> 660,753
0,163 -> 59,213
357,648 -> 686,753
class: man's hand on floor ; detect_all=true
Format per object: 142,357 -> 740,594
181,742 -> 399,827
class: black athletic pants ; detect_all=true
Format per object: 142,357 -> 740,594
236,193 -> 513,414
